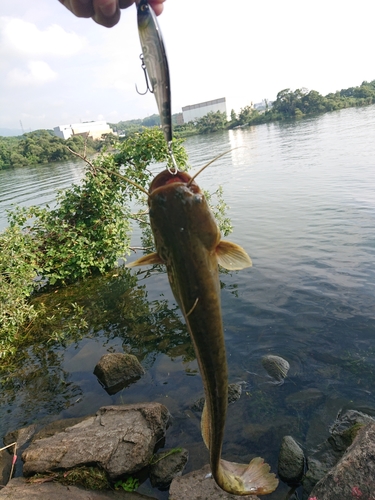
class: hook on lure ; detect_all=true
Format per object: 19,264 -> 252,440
135,54 -> 154,95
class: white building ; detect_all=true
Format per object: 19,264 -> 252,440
182,97 -> 227,123
53,121 -> 113,140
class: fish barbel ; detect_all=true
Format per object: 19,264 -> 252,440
128,169 -> 279,496
137,0 -> 172,146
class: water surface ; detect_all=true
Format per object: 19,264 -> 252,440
1,105 -> 375,499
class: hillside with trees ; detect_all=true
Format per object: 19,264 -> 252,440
0,130 -> 101,170
230,79 -> 375,128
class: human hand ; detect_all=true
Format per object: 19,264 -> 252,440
59,0 -> 165,28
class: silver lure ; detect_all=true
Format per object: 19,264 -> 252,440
137,0 -> 173,147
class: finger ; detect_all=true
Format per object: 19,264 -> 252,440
92,0 -> 121,27
118,0 -> 136,8
149,0 -> 165,16
59,0 -> 95,18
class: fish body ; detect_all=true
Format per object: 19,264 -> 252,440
129,170 -> 278,496
137,0 -> 172,144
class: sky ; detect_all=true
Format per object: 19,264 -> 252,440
1,0 -> 374,133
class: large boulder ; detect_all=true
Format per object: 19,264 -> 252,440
22,403 -> 170,479
309,422 -> 375,500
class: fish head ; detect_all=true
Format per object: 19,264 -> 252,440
148,170 -> 221,262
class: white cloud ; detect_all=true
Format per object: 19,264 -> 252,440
7,61 -> 58,86
0,17 -> 86,57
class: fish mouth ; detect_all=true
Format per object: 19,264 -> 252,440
149,169 -> 201,195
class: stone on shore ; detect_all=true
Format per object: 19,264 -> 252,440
277,435 -> 305,484
169,464 -> 261,500
94,353 -> 145,394
0,477 -> 156,499
308,422 -> 375,500
149,447 -> 189,489
22,403 -> 170,479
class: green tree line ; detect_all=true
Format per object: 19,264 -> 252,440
230,79 -> 375,128
0,130 -> 101,170
2,80 -> 374,170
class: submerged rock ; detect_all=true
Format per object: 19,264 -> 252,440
22,403 -> 170,479
277,435 -> 305,484
149,447 -> 189,489
191,382 -> 244,412
261,355 -> 290,383
285,388 -> 324,412
94,353 -> 145,394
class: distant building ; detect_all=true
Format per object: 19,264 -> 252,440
175,113 -> 184,126
53,120 -> 113,140
182,97 -> 227,123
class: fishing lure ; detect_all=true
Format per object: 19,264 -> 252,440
136,0 -> 178,172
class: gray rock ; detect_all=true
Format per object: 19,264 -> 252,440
31,416 -> 93,442
150,448 -> 189,489
328,409 -> 374,452
261,355 -> 290,383
191,382 -> 243,412
169,464 -> 258,500
94,353 -> 145,395
300,410 -> 373,497
3,424 -> 38,449
0,445 -> 12,487
277,435 -> 305,484
0,477 -> 155,499
301,458 -> 328,494
309,422 -> 375,499
285,388 -> 324,412
22,403 -> 170,479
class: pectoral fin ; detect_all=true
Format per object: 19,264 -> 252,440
126,252 -> 163,268
216,241 -> 252,270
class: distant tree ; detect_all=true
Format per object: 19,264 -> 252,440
142,114 -> 160,127
230,109 -> 237,122
196,111 -> 227,134
237,105 -> 256,125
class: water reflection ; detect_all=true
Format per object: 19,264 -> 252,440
0,269 -> 193,435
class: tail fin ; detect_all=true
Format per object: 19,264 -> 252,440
220,457 -> 279,496
201,402 -> 278,495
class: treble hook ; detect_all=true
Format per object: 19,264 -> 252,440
135,54 -> 154,95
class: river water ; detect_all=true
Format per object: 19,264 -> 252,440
1,105 -> 375,498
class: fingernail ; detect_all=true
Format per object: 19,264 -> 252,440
99,0 -> 117,17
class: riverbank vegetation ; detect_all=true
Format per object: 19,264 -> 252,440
0,129 -> 231,364
0,130 -> 102,170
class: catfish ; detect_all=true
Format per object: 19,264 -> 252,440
128,169 -> 278,495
